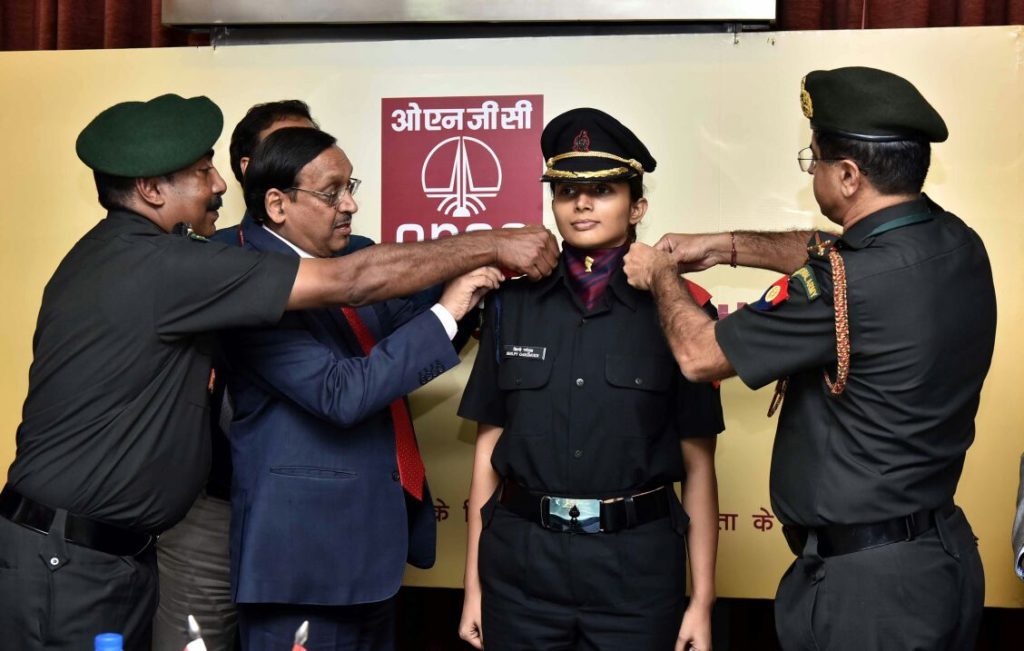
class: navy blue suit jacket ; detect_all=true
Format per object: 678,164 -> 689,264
215,217 -> 460,605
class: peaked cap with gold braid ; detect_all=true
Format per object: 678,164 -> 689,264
540,107 -> 656,183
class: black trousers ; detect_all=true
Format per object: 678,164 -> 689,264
0,512 -> 158,650
237,598 -> 397,651
774,506 -> 984,651
479,503 -> 688,651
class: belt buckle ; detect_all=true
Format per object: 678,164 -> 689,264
542,496 -> 601,534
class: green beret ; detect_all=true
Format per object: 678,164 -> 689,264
76,94 -> 224,177
800,66 -> 947,143
540,107 -> 655,182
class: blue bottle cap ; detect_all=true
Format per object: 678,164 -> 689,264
94,632 -> 123,651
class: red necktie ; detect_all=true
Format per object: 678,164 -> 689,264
340,307 -> 426,500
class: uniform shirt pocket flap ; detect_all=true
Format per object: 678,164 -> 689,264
605,354 -> 673,392
497,358 -> 554,390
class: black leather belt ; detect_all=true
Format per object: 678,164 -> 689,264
782,503 -> 955,558
499,480 -> 670,534
0,486 -> 155,557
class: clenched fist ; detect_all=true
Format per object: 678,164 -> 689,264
490,225 -> 560,280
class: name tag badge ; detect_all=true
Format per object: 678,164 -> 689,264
503,344 -> 547,361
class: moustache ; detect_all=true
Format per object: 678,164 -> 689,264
207,195 -> 224,211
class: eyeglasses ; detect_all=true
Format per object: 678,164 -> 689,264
285,177 -> 362,208
796,147 -> 841,174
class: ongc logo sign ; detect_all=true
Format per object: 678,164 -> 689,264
423,136 -> 501,218
381,96 -> 543,242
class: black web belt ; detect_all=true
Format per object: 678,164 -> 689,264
782,503 -> 955,558
499,479 -> 670,534
0,485 -> 156,557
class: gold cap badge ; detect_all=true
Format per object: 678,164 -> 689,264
800,76 -> 813,119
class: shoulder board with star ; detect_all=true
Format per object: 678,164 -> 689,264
806,230 -> 838,261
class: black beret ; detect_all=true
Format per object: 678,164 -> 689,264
76,94 -> 224,177
801,66 -> 947,143
540,107 -> 656,182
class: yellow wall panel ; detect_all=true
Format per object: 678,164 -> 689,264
0,26 -> 1021,606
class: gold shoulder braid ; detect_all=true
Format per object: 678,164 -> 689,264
767,246 -> 850,417
823,248 -> 850,395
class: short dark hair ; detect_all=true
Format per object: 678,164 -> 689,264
93,171 -> 136,211
549,176 -> 646,243
229,100 -> 317,184
243,127 -> 337,224
815,131 -> 931,196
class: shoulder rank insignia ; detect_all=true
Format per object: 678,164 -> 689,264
806,231 -> 837,260
750,275 -> 789,311
174,222 -> 209,242
790,264 -> 820,301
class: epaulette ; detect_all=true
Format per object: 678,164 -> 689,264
806,230 -> 839,261
172,221 -> 208,242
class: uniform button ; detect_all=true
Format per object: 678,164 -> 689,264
391,471 -> 400,481
514,378 -> 522,386
49,556 -> 59,566
578,318 -> 587,327
575,378 -> 584,387
573,449 -> 584,459
634,377 -> 643,386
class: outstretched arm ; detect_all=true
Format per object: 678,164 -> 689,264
655,230 -> 814,275
624,244 -> 734,383
289,226 -> 559,309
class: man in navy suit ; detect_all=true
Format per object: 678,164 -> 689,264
220,126 -> 502,651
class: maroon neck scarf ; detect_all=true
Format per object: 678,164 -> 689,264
562,242 -> 629,311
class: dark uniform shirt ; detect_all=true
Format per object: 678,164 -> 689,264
458,258 -> 724,497
716,196 -> 996,527
7,210 -> 298,534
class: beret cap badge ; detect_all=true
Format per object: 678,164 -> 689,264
800,76 -> 814,119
